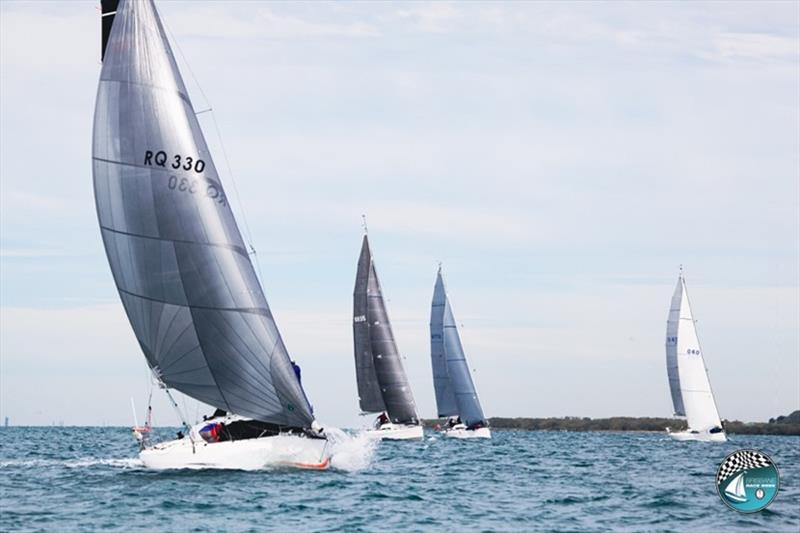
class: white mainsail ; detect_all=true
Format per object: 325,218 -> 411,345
665,273 -> 723,433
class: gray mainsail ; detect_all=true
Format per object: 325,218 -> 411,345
92,0 -> 314,428
430,267 -> 486,427
353,237 -> 386,413
352,235 -> 418,424
665,277 -> 686,417
430,269 -> 458,417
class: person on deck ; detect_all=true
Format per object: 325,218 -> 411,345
376,412 -> 389,428
291,360 -> 302,384
290,360 -> 315,414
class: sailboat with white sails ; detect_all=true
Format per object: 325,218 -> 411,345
430,266 -> 490,439
94,0 -> 329,469
352,231 -> 423,440
665,269 -> 726,442
724,472 -> 747,502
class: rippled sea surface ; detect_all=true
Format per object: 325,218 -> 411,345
1,427 -> 798,531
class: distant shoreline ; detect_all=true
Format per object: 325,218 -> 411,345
423,415 -> 800,436
2,414 -> 798,436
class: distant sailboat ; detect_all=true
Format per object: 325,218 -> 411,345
94,0 -> 329,468
724,472 -> 747,502
352,232 -> 423,440
665,270 -> 726,442
430,266 -> 490,439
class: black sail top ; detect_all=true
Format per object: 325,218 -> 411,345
92,0 -> 314,428
352,236 -> 419,424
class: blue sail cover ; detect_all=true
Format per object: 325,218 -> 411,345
92,0 -> 314,428
430,268 -> 487,426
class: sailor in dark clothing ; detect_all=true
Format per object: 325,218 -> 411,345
375,412 -> 389,428
447,416 -> 462,428
290,360 -> 314,414
291,360 -> 302,384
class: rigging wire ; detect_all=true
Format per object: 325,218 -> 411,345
160,14 -> 265,283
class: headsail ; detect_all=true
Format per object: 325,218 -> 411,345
431,267 -> 486,427
665,274 -> 723,431
93,0 -> 314,428
352,236 -> 418,424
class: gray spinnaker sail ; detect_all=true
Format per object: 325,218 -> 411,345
431,268 -> 486,427
93,0 -> 314,428
430,269 -> 458,417
352,236 -> 418,424
665,278 -> 685,416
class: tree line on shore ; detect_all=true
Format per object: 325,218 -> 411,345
423,410 -> 800,435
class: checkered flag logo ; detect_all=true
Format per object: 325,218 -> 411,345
717,450 -> 772,485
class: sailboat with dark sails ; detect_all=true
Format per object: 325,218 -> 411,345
94,0 -> 329,469
352,231 -> 423,440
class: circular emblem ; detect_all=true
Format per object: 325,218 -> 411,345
716,449 -> 779,513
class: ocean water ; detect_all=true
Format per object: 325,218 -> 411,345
0,427 -> 798,531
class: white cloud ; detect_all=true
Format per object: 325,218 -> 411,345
712,32 -> 800,62
162,4 -> 380,39
393,3 -> 461,34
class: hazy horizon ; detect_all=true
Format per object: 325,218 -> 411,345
1,1 -> 798,428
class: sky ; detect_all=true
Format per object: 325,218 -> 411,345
0,1 -> 798,428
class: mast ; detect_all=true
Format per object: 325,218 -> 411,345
93,0 -> 315,428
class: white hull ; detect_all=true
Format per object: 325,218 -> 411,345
364,423 -> 424,440
443,426 -> 491,439
667,429 -> 727,443
140,433 -> 330,470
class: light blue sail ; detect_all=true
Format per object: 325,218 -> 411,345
430,267 -> 487,427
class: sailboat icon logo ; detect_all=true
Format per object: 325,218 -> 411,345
716,449 -> 779,513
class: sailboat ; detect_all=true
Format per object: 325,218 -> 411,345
430,266 -> 491,439
352,233 -> 423,440
665,270 -> 726,442
94,0 -> 329,469
724,472 -> 748,502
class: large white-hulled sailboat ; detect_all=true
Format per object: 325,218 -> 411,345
94,0 -> 329,469
352,230 -> 423,440
430,266 -> 490,439
665,270 -> 726,442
